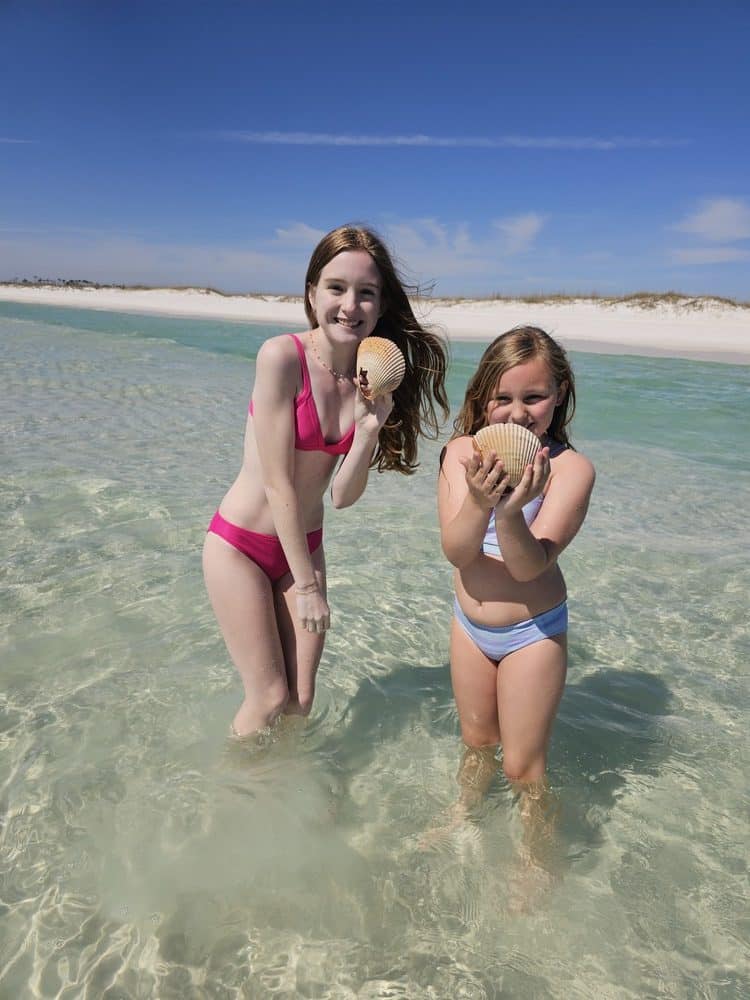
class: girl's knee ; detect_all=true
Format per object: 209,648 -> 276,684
461,721 -> 500,748
501,752 -> 546,785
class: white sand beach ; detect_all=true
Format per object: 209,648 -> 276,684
1,283 -> 748,363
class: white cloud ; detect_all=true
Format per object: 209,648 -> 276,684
493,213 -> 545,254
385,216 -> 544,264
374,217 -> 552,290
273,222 -> 327,247
215,131 -> 685,151
674,198 -> 750,242
671,247 -> 750,265
0,137 -> 35,144
387,219 -> 457,254
454,223 -> 472,256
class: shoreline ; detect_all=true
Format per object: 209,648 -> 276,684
1,283 -> 748,364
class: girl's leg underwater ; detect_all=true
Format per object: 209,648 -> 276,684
496,634 -> 567,784
272,544 -> 327,717
497,635 -> 567,870
203,532 -> 291,737
420,618 -> 501,840
449,616 -> 502,748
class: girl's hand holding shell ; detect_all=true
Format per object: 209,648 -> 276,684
353,383 -> 394,434
471,422 -> 549,514
460,446 -> 510,511
495,446 -> 551,518
352,336 -> 402,436
472,423 -> 540,488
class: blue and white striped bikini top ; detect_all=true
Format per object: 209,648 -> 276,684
482,494 -> 544,558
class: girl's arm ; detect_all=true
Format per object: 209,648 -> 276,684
494,448 -> 595,582
252,338 -> 326,612
330,390 -> 394,509
438,437 -> 507,568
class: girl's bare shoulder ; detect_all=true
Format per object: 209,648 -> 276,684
550,446 -> 596,489
255,332 -> 308,386
440,435 -> 474,470
254,333 -> 307,402
442,435 -> 475,459
257,332 -> 303,366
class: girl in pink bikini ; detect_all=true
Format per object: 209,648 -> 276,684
203,225 -> 449,738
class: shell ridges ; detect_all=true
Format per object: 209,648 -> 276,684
472,423 -> 540,488
356,337 -> 406,400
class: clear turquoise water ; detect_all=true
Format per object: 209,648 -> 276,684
1,301 -> 748,998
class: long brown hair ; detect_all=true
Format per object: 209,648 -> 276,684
452,326 -> 577,449
305,224 -> 449,474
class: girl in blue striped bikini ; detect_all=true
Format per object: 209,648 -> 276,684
437,327 -> 595,860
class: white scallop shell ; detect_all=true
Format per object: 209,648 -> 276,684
356,337 -> 406,399
472,423 -> 540,487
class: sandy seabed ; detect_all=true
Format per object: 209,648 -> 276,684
1,283 -> 748,363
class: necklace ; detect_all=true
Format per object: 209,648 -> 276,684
309,331 -> 355,382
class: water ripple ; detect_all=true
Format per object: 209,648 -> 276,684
2,313 -> 749,998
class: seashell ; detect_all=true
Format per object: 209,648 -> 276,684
472,423 -> 540,487
356,337 -> 406,400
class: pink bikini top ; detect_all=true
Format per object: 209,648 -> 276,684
249,334 -> 355,455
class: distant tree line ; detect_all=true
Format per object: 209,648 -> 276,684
7,277 -> 99,287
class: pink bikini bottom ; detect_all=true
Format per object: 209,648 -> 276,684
207,510 -> 323,583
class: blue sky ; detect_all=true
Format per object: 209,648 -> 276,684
2,0 -> 749,297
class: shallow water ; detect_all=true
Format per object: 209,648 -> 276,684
1,302 -> 749,998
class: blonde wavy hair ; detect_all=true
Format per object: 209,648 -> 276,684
451,326 -> 577,449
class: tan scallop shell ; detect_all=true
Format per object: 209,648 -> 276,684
356,337 -> 406,400
472,423 -> 540,487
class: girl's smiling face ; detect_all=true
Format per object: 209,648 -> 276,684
308,250 -> 382,344
485,357 -> 566,440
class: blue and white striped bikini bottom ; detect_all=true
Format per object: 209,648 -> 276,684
454,598 -> 568,661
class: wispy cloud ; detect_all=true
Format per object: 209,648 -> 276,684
674,198 -> 750,242
214,131 -> 686,151
0,137 -> 35,144
386,215 -> 544,262
273,223 -> 327,247
387,219 -> 456,253
371,216 -> 547,289
671,247 -> 750,265
493,213 -> 545,254
671,198 -> 750,268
